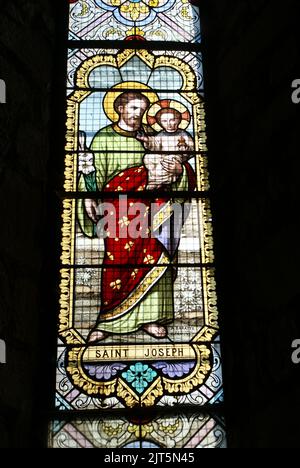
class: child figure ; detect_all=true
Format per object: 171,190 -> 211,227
137,103 -> 194,190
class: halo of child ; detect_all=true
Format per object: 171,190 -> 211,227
146,99 -> 191,132
137,99 -> 194,190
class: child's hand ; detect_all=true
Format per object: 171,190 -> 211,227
136,132 -> 149,146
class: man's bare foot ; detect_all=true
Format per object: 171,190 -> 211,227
143,323 -> 167,339
87,330 -> 108,344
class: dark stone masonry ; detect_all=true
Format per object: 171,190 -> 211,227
0,0 -> 300,447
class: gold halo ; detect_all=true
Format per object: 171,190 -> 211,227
103,82 -> 159,124
147,99 -> 191,132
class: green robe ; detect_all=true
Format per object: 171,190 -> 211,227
78,124 -> 189,334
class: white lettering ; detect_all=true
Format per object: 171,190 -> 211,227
95,198 -> 192,240
96,202 -> 117,238
291,79 -> 300,104
104,453 -> 139,466
0,339 -> 6,364
0,79 -> 6,104
292,339 -> 300,364
128,201 -> 148,239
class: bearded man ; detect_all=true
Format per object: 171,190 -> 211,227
78,91 -> 195,343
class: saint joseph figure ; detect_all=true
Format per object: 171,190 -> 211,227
78,90 -> 196,343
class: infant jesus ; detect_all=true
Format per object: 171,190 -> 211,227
137,107 -> 194,190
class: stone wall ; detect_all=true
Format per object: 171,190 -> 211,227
0,0 -> 299,448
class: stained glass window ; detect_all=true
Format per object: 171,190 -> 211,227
49,0 -> 226,449
69,0 -> 201,42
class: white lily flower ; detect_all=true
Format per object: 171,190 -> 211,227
78,152 -> 95,175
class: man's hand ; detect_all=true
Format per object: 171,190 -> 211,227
161,157 -> 183,178
84,199 -> 99,223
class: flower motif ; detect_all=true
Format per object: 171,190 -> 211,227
78,152 -> 95,175
76,268 -> 96,285
122,363 -> 157,394
96,0 -> 175,26
131,268 -> 139,279
110,279 -> 122,290
107,251 -> 115,261
126,27 -> 145,38
124,241 -> 134,251
102,420 -> 125,437
118,216 -> 130,227
153,361 -> 195,378
158,418 -> 181,435
121,1 -> 149,21
128,421 -> 153,438
84,363 -> 127,381
144,254 -> 155,264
